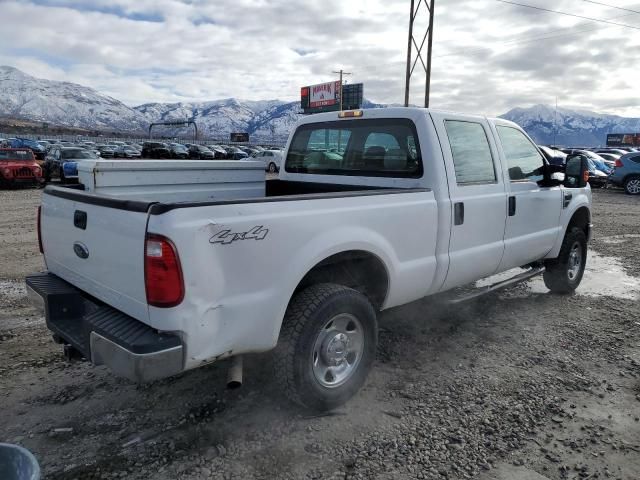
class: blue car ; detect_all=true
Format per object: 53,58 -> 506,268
8,138 -> 46,161
609,152 -> 640,195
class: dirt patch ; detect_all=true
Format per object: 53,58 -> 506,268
0,187 -> 638,480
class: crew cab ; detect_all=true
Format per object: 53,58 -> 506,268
0,149 -> 44,187
27,108 -> 592,411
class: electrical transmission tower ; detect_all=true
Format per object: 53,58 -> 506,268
404,0 -> 435,108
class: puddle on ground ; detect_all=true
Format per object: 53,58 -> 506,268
477,251 -> 640,301
528,251 -> 640,300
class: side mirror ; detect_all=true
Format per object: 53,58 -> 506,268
564,155 -> 589,188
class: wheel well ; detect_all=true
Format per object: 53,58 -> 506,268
567,207 -> 590,238
623,173 -> 640,183
295,251 -> 389,309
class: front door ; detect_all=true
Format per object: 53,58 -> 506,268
491,122 -> 563,271
431,113 -> 508,291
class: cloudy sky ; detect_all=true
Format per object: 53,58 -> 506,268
1,0 -> 639,116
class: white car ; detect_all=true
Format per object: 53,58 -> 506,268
251,149 -> 282,173
28,107 -> 592,411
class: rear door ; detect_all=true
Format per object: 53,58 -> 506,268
491,121 -> 562,270
41,189 -> 150,321
430,113 -> 508,290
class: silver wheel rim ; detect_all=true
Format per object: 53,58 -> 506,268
627,179 -> 640,194
567,241 -> 582,281
311,313 -> 364,389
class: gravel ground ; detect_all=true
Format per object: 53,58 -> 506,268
0,186 -> 639,480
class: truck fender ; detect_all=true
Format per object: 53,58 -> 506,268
271,226 -> 396,344
546,197 -> 591,259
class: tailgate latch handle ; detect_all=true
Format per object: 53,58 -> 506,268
74,210 -> 87,230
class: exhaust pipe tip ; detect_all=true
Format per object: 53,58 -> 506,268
227,355 -> 243,389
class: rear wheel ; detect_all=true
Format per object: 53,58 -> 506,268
543,227 -> 587,294
624,176 -> 640,195
268,162 -> 277,173
273,283 -> 378,411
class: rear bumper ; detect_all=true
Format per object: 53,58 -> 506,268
26,272 -> 184,383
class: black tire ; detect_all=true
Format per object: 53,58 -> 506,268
43,165 -> 51,183
268,162 -> 277,174
273,283 -> 378,411
543,227 -> 587,294
59,167 -> 66,184
623,175 -> 640,195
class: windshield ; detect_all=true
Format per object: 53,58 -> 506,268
62,149 -> 96,159
285,118 -> 423,178
0,150 -> 34,161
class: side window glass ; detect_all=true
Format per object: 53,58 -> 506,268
497,126 -> 544,182
444,120 -> 496,184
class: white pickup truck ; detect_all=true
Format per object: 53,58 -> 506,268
27,108 -> 592,410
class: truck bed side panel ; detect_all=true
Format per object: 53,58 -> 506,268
146,190 -> 438,369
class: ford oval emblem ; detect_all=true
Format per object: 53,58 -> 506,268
73,242 -> 90,259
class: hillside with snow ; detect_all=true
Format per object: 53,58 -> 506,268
0,66 -> 638,145
0,66 -> 147,132
500,104 -> 640,146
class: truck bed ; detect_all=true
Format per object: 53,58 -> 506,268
44,179 -> 418,214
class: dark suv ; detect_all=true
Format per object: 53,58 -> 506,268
142,142 -> 171,159
188,145 -> 215,160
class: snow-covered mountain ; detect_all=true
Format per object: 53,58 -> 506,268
134,98 -> 298,139
500,104 -> 640,147
1,66 -> 638,145
0,66 -> 147,132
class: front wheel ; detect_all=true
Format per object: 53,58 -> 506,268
543,227 -> 587,294
273,283 -> 378,411
624,176 -> 640,195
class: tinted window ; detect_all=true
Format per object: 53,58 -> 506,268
630,155 -> 640,164
285,119 -> 422,178
444,120 -> 496,184
497,126 -> 544,182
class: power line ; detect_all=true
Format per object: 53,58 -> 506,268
494,0 -> 640,30
433,11 -> 635,59
578,0 -> 640,15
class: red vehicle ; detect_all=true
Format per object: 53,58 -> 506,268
0,149 -> 45,187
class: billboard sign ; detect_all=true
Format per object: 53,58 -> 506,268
301,82 -> 363,114
230,132 -> 249,142
607,133 -> 640,147
308,81 -> 340,108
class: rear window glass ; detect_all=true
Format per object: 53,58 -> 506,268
285,118 -> 423,178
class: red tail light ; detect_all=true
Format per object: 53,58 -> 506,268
37,206 -> 44,254
145,234 -> 184,308
615,159 -> 623,168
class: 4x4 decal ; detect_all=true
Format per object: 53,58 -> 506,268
209,226 -> 269,245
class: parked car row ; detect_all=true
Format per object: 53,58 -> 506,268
537,144 -> 640,194
139,141 -> 283,171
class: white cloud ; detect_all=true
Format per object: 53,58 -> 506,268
0,0 -> 639,116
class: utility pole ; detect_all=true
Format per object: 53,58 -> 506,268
332,69 -> 352,111
404,0 -> 436,107
553,96 -> 558,146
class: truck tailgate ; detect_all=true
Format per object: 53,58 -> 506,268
40,188 -> 150,321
